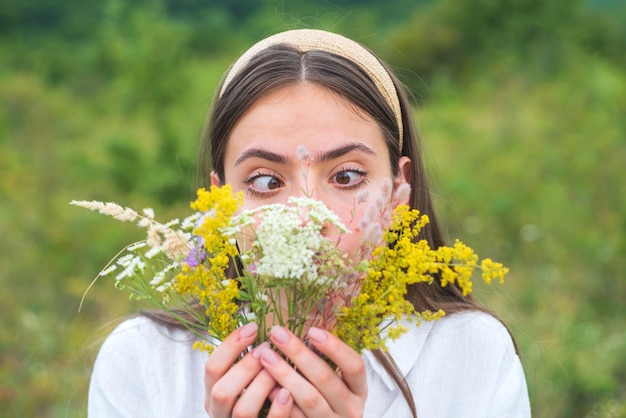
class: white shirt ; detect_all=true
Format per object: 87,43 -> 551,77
88,311 -> 531,417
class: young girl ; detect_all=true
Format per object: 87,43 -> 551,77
88,29 -> 531,418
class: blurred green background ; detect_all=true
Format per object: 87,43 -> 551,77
1,0 -> 624,416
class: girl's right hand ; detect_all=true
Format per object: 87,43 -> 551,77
204,322 -> 294,418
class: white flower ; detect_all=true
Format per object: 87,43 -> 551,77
150,263 -> 178,287
151,271 -> 166,286
362,222 -> 383,244
165,218 -> 181,228
70,200 -> 139,222
393,182 -> 411,204
142,208 -> 155,219
156,282 -> 173,293
359,204 -> 379,231
99,264 -> 118,276
235,197 -> 348,283
145,246 -> 162,259
380,178 -> 393,201
161,228 -> 191,261
181,213 -> 201,230
115,255 -> 144,281
127,241 -> 148,252
116,254 -> 135,267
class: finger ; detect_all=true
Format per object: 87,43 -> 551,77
268,387 -> 307,418
204,322 -> 258,390
306,327 -> 367,397
208,344 -> 268,416
266,388 -> 294,418
261,328 -> 341,416
204,323 -> 260,417
259,343 -> 326,415
265,326 -> 365,416
232,368 -> 277,417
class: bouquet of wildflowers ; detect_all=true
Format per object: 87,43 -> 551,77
72,181 -> 508,355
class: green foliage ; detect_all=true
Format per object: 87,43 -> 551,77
419,58 -> 626,416
1,1 -> 625,417
383,0 -> 626,101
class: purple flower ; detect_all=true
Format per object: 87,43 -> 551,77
248,262 -> 257,276
185,235 -> 206,267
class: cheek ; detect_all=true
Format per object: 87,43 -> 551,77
330,194 -> 395,258
327,205 -> 367,256
336,232 -> 363,257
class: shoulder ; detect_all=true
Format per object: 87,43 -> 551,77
420,310 -> 520,378
429,310 -> 516,354
100,315 -> 197,351
89,316 -> 208,417
412,312 -> 530,416
370,310 -> 516,383
93,315 -> 207,377
365,311 -> 530,417
91,315 -> 200,380
377,311 -> 515,371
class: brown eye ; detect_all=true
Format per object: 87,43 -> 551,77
247,174 -> 284,192
335,172 -> 352,185
267,177 -> 282,189
331,168 -> 368,189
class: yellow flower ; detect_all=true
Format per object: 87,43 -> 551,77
481,258 -> 509,284
192,185 -> 243,258
80,185 -> 509,356
335,204 -> 508,353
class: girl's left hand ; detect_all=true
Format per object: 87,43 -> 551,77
258,326 -> 368,418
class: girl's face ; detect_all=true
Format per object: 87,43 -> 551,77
212,82 -> 411,255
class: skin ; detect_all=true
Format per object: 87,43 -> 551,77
205,82 -> 412,417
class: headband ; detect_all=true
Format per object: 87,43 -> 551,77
219,29 -> 404,150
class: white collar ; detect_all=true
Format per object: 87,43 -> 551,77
363,319 -> 434,390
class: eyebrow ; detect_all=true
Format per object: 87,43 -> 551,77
234,148 -> 292,166
314,142 -> 376,162
233,142 -> 376,167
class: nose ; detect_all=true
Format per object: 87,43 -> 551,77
294,171 -> 316,199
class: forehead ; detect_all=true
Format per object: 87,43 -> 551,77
225,83 -> 388,169
227,82 -> 386,153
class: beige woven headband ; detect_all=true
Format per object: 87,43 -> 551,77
220,29 -> 404,150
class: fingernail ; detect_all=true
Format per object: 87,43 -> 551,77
270,326 -> 289,344
252,342 -> 270,359
239,322 -> 258,338
261,346 -> 279,365
307,327 -> 327,343
277,388 -> 290,405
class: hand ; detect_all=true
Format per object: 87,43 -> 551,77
258,326 -> 367,417
204,323 -> 294,417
